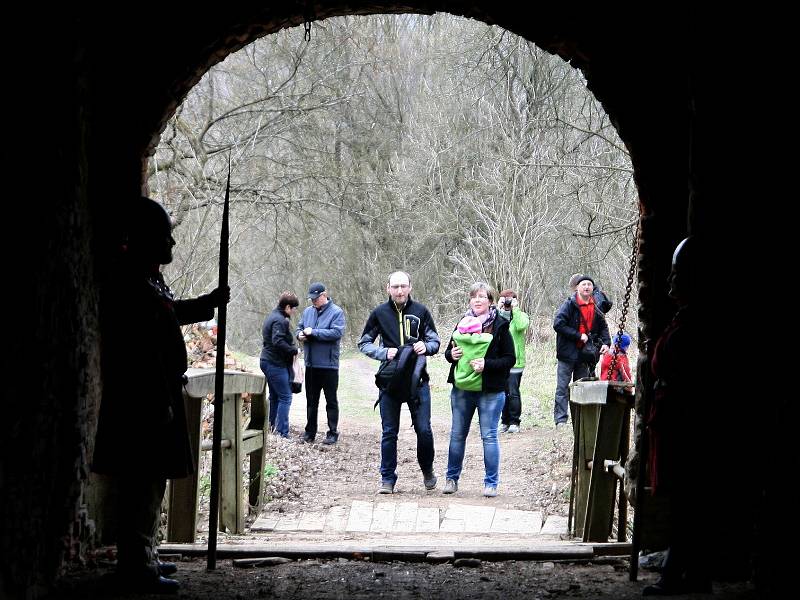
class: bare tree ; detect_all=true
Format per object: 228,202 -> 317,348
147,14 -> 638,354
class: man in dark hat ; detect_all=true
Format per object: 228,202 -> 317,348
296,282 -> 345,444
552,274 -> 610,427
93,196 -> 228,594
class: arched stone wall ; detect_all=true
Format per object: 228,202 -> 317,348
5,4 -> 707,598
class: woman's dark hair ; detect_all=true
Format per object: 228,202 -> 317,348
278,291 -> 299,310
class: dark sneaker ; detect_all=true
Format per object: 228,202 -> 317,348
302,433 -> 315,443
322,433 -> 338,445
423,471 -> 438,490
443,479 -> 458,494
377,481 -> 395,494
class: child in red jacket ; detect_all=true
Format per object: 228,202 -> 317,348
599,332 -> 633,383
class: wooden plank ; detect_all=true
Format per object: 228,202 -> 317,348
462,505 -> 496,533
250,516 -> 278,532
540,515 -> 568,536
444,504 -> 467,519
392,502 -> 418,533
232,557 -> 292,568
454,546 -> 594,561
585,400 -> 627,542
159,543 -> 593,561
184,369 -> 265,397
370,502 -> 396,532
517,510 -> 543,534
323,506 -> 349,533
273,514 -> 300,532
220,393 -> 244,533
345,500 -> 373,532
415,507 -> 440,532
490,508 -> 530,533
167,390 -> 203,542
435,518 -> 463,532
248,392 -> 268,511
440,503 -> 465,533
297,511 -> 326,532
427,549 -> 455,563
241,434 -> 263,455
587,542 -> 633,556
574,403 -> 600,538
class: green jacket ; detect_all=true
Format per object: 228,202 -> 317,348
452,331 -> 493,391
507,310 -> 530,369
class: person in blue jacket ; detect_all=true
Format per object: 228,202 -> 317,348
296,282 -> 345,445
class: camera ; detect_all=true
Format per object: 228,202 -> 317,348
501,297 -> 513,307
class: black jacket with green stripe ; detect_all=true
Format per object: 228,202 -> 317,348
358,297 -> 440,382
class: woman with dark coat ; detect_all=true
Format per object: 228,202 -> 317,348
260,292 -> 300,438
442,282 -> 516,497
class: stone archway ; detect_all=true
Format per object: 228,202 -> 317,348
7,5 -> 729,598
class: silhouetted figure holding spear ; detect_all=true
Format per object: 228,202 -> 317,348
93,196 -> 228,594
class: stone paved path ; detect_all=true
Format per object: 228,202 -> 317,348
252,500 -> 567,537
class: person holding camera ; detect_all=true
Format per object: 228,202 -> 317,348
497,289 -> 530,433
552,275 -> 610,428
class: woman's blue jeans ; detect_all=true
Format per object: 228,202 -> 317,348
261,359 -> 293,438
445,387 -> 505,487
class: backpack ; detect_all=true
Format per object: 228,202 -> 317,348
593,286 -> 613,314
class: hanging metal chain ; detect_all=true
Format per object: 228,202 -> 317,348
606,217 -> 640,381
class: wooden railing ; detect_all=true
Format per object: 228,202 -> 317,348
166,368 -> 267,543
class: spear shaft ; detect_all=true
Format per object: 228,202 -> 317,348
207,162 -> 230,570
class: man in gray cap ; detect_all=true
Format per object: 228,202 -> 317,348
297,282 -> 345,444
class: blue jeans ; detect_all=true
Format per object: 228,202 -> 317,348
446,387 -> 505,487
378,383 -> 434,485
554,360 -> 590,425
261,359 -> 293,438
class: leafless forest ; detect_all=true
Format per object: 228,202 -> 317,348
148,14 -> 638,355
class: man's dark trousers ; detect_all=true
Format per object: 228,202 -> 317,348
502,371 -> 523,426
378,383 -> 434,486
305,366 -> 339,439
554,360 -> 591,425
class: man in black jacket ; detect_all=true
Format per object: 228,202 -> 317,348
358,271 -> 440,494
552,275 -> 610,427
